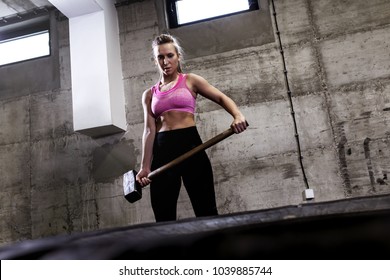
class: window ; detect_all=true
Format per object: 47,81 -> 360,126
167,0 -> 259,28
0,12 -> 51,67
0,30 -> 50,66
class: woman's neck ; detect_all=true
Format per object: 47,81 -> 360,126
161,72 -> 180,85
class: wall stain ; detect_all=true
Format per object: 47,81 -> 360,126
363,137 -> 376,192
337,122 -> 352,195
379,172 -> 388,185
354,111 -> 371,121
92,139 -> 137,183
54,121 -> 73,137
218,187 -> 247,214
281,163 -> 299,180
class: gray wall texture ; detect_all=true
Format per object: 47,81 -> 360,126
1,0 -> 390,245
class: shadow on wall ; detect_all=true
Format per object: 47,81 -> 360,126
92,136 -> 137,183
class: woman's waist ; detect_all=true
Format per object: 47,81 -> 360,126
156,110 -> 196,133
154,124 -> 202,151
152,126 -> 203,165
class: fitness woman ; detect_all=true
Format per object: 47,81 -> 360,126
136,34 -> 248,222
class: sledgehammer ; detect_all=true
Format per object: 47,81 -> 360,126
123,123 -> 248,203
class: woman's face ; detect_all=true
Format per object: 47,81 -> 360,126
154,43 -> 180,76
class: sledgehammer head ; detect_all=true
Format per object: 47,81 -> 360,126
123,170 -> 142,203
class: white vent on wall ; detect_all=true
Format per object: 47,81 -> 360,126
48,0 -> 126,137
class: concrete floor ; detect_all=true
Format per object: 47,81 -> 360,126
1,193 -> 389,259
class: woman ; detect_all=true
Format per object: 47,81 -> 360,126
136,34 -> 248,222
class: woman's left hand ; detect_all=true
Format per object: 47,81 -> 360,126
231,115 -> 248,134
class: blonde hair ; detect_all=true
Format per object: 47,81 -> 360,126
152,34 -> 184,73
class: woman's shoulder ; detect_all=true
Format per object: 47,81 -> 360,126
185,73 -> 206,84
143,87 -> 153,95
185,72 -> 199,79
184,73 -> 210,94
145,81 -> 158,95
141,87 -> 153,102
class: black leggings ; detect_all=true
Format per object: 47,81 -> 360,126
150,126 -> 218,222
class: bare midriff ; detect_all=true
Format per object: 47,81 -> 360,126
155,110 -> 196,132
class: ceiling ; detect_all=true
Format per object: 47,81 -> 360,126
0,0 -> 125,20
0,0 -> 54,18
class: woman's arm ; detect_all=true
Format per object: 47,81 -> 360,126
136,89 -> 156,186
187,73 -> 248,133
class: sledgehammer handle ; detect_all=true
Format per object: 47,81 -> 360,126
148,127 -> 235,180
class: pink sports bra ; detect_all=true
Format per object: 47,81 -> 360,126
151,74 -> 196,119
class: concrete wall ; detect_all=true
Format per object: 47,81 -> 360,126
1,0 -> 390,245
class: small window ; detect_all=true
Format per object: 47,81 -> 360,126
0,30 -> 50,66
167,0 -> 259,28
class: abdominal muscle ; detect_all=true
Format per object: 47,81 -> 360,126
155,110 -> 196,132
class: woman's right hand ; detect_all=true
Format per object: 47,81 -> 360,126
136,168 -> 152,187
